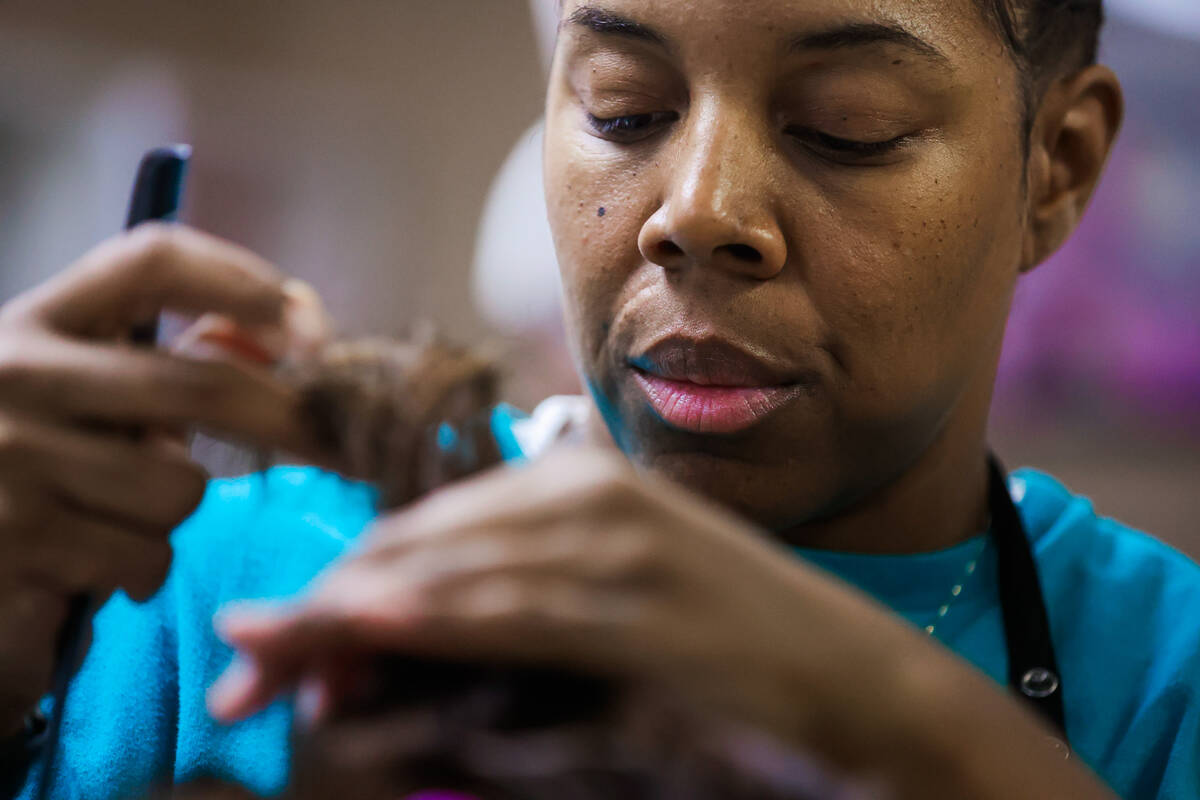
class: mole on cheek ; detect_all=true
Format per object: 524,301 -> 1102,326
597,206 -> 607,217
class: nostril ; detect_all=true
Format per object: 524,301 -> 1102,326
721,243 -> 763,263
656,241 -> 685,258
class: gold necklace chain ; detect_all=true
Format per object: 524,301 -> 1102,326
925,533 -> 990,639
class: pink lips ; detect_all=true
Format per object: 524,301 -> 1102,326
633,371 -> 804,434
629,337 -> 811,435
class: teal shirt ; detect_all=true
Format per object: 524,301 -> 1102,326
20,416 -> 1200,798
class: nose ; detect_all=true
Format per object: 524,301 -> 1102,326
638,108 -> 787,281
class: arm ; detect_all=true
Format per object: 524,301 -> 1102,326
840,634 -> 1107,799
210,448 -> 1118,799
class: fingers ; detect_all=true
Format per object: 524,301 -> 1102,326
0,224 -> 335,727
208,451 -> 691,723
208,563 -> 651,722
360,519 -> 661,592
7,225 -> 287,338
0,420 -> 185,603
0,339 -> 317,456
0,224 -> 334,456
14,507 -> 174,602
16,420 -> 208,529
207,455 -> 675,721
208,655 -> 276,721
368,448 -> 647,552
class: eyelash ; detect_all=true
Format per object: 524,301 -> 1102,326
585,112 -> 911,162
784,127 -> 911,160
586,112 -> 677,140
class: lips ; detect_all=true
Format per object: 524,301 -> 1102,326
628,337 -> 812,434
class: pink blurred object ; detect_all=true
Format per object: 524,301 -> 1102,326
995,21 -> 1200,429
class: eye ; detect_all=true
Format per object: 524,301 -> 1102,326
586,111 -> 678,143
785,126 -> 912,164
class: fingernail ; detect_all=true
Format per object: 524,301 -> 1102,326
295,676 -> 327,730
214,602 -> 285,644
281,279 -> 332,359
208,657 -> 260,721
213,607 -> 248,643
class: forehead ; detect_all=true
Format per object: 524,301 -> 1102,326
557,0 -> 1000,70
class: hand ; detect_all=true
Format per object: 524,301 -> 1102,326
210,448 -> 927,751
212,448 -> 1120,798
0,224 -> 326,735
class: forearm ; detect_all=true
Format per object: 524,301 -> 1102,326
850,644 -> 1116,800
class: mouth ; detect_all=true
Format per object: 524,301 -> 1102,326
628,336 -> 814,435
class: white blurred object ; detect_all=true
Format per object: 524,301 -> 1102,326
1108,0 -> 1200,42
528,0 -> 559,71
470,121 -> 562,335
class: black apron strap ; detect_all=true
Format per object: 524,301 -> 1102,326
987,455 -> 1069,743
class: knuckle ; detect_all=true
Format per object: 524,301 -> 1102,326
124,223 -> 182,275
0,339 -> 38,395
470,577 -> 541,624
597,529 -> 659,581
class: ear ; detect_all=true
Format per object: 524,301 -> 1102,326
1020,64 -> 1124,272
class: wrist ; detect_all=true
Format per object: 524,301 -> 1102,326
848,643 -> 1111,799
805,631 -> 957,777
877,644 -> 984,793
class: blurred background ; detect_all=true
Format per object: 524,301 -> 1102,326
1,1 -> 1196,550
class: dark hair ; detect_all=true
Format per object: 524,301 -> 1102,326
977,0 -> 1104,128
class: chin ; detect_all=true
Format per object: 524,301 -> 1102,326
587,375 -> 854,528
623,423 -> 844,531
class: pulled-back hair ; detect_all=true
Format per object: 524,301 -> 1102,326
977,0 -> 1105,129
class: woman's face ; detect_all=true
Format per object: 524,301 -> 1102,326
543,0 -> 1029,529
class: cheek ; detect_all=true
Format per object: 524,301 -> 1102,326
544,121 -> 656,369
804,150 -> 1024,412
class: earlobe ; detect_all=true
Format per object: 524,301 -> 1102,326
1023,65 -> 1124,271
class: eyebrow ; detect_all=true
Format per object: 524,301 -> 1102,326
564,6 -> 951,71
564,5 -> 669,49
789,22 -> 951,68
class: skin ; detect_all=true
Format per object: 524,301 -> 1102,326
0,226 -> 327,735
0,0 -> 1123,796
208,1 -> 1122,796
543,0 -> 1114,553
